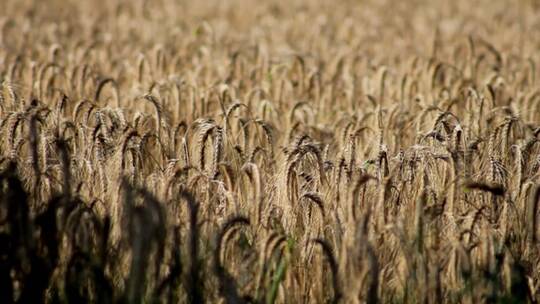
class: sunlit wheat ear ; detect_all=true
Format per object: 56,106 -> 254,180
255,119 -> 275,156
289,101 -> 309,124
172,121 -> 187,153
465,205 -> 486,245
526,58 -> 536,86
138,94 -> 163,137
224,101 -> 247,138
334,157 -> 346,204
300,191 -> 325,220
119,130 -> 140,172
292,54 -> 306,92
489,157 -> 507,187
165,165 -> 194,199
287,121 -> 302,142
350,174 -> 376,222
247,146 -> 266,165
294,139 -> 326,185
8,55 -> 22,83
215,166 -> 236,208
498,118 -> 514,160
464,137 -> 482,179
2,1 -> 540,302
521,137 -> 539,169
5,112 -> 23,156
211,126 -> 223,179
181,136 -> 191,167
94,111 -> 111,142
307,70 -> 321,102
94,136 -> 108,199
285,157 -> 299,205
72,99 -> 95,125
94,77 -> 119,107
487,122 -> 500,157
477,37 -> 503,71
529,93 -> 540,122
2,80 -> 17,110
140,131 -> 165,170
111,107 -> 127,130
377,66 -> 388,102
232,145 -> 244,163
196,121 -> 216,172
341,121 -> 356,147
38,62 -> 58,101
0,97 -> 5,121
242,162 -> 262,224
292,134 -> 311,149
153,45 -> 167,77
137,53 -> 150,84
56,140 -> 71,197
416,105 -> 438,136
48,44 -> 63,65
11,137 -> 25,162
452,124 -> 463,152
377,144 -> 389,182
510,145 -> 522,201
77,64 -> 91,98
54,93 -> 68,123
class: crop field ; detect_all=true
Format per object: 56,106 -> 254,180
1,0 -> 540,303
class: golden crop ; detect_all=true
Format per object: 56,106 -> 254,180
1,0 -> 540,303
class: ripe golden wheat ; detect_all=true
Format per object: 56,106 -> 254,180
0,0 -> 540,303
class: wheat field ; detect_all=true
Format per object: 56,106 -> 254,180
1,0 -> 540,303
